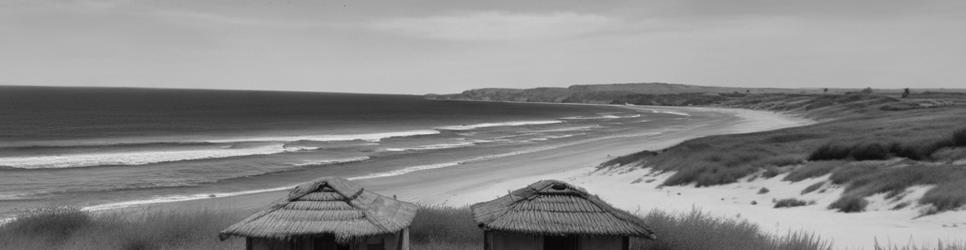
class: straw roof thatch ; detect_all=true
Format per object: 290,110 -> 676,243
471,180 -> 655,239
219,177 -> 417,242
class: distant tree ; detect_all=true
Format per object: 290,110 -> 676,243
861,87 -> 873,94
823,88 -> 829,94
746,89 -> 750,93
902,88 -> 910,98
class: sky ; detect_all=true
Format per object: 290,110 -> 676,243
1,0 -> 964,94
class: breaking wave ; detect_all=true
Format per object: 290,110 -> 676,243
436,120 -> 562,131
0,144 -> 318,169
383,142 -> 476,152
205,130 -> 441,143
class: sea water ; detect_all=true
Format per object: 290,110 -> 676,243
0,86 -> 695,214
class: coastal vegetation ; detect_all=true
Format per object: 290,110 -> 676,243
591,91 -> 966,214
5,206 -> 963,250
0,206 -> 835,250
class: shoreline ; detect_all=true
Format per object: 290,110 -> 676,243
100,105 -> 811,215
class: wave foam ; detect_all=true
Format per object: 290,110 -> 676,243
293,156 -> 371,167
436,120 -> 562,131
0,144 -> 317,169
649,110 -> 690,116
348,162 -> 462,180
17,128 -> 670,217
81,185 -> 296,212
384,142 -> 475,152
561,114 -> 641,120
206,130 -> 441,143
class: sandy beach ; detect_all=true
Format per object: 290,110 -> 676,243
104,105 -> 966,249
116,106 -> 809,214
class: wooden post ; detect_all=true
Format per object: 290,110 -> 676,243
483,231 -> 491,250
400,228 -> 410,250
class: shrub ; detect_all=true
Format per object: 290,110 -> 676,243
931,147 -> 966,162
599,150 -> 658,169
801,181 -> 826,195
829,196 -> 869,213
888,142 -> 927,160
762,166 -> 783,179
919,179 -> 966,212
954,127 -> 966,147
808,143 -> 851,161
758,187 -> 770,194
850,143 -> 890,161
784,161 -> 841,182
828,165 -> 877,185
774,198 -> 810,208
0,207 -> 91,240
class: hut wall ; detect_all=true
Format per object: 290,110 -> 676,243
249,238 -> 295,250
483,232 -> 628,250
579,236 -> 625,250
247,231 -> 410,250
485,231 -> 542,250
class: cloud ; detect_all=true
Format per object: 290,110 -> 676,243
368,11 -> 622,41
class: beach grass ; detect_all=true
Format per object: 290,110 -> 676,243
0,206 -> 847,250
634,210 -> 831,250
600,93 -> 966,214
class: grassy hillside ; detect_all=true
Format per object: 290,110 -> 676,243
599,92 -> 966,214
427,82 -> 966,105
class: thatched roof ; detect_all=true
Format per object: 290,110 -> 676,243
471,180 -> 655,239
219,177 -> 417,242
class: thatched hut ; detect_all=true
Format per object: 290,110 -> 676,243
471,180 -> 655,250
220,177 -> 417,250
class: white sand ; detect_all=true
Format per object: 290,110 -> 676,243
394,106 -> 966,249
439,165 -> 966,250
104,105 -> 966,250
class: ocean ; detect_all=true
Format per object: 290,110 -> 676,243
0,86 -> 696,215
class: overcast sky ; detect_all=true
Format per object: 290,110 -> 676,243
1,0 -> 964,94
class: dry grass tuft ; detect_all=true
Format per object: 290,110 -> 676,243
829,196 -> 869,213
774,199 -> 810,208
632,210 -> 831,250
409,205 -> 482,249
0,207 -> 248,250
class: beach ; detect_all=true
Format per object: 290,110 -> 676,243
115,106 -> 810,218
104,105 -> 966,249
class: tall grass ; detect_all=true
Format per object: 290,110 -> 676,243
632,210 -> 830,250
784,161 -> 843,182
808,127 -> 966,162
409,206 -> 481,250
824,163 -> 966,213
0,207 -> 246,250
4,206 -> 964,250
873,240 -> 966,250
0,206 -> 840,250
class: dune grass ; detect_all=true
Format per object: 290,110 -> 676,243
599,93 -> 966,214
873,240 -> 966,250
0,206 -> 841,250
408,206 -> 482,250
0,207 -> 246,250
774,198 -> 810,208
633,210 -> 830,250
